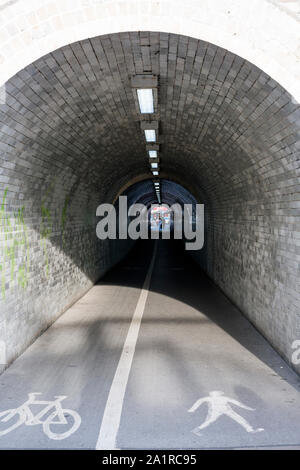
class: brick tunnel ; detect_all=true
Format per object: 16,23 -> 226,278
0,0 -> 299,451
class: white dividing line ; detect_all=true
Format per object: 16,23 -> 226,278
96,242 -> 157,450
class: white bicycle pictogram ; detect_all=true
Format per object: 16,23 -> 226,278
0,393 -> 81,440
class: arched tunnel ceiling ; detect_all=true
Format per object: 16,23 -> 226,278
1,31 -> 299,208
0,29 -> 300,376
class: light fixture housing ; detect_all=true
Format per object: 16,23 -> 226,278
136,89 -> 154,114
141,121 -> 159,131
131,75 -> 158,115
152,171 -> 159,176
141,122 -> 159,143
144,129 -> 156,142
148,150 -> 158,159
147,144 -> 159,160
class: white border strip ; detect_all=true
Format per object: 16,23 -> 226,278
96,242 -> 157,450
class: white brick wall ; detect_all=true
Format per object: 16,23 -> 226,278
0,0 -> 299,102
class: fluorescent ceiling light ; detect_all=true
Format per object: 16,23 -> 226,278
152,171 -> 159,176
148,150 -> 157,159
151,163 -> 158,169
144,129 -> 156,142
137,89 -> 154,114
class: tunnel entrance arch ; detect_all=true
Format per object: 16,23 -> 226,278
0,24 -> 299,376
0,0 -> 299,103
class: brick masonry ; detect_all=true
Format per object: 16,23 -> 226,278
0,0 -> 299,103
0,32 -> 299,375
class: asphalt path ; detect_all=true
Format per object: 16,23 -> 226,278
0,240 -> 299,449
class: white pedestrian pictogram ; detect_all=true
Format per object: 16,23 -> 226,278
188,391 -> 264,436
0,393 -> 81,440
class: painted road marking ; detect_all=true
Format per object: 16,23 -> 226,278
188,391 -> 264,435
96,243 -> 158,450
0,393 -> 81,440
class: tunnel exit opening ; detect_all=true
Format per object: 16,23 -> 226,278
114,179 -> 206,251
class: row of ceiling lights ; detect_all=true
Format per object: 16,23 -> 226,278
131,75 -> 161,204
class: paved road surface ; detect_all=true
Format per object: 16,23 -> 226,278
0,240 -> 299,449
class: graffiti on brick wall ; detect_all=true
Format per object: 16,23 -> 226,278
0,184 -> 75,299
61,194 -> 70,249
40,203 -> 52,278
39,178 -> 57,278
0,188 -> 29,298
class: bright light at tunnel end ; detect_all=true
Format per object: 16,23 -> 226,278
96,196 -> 204,250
